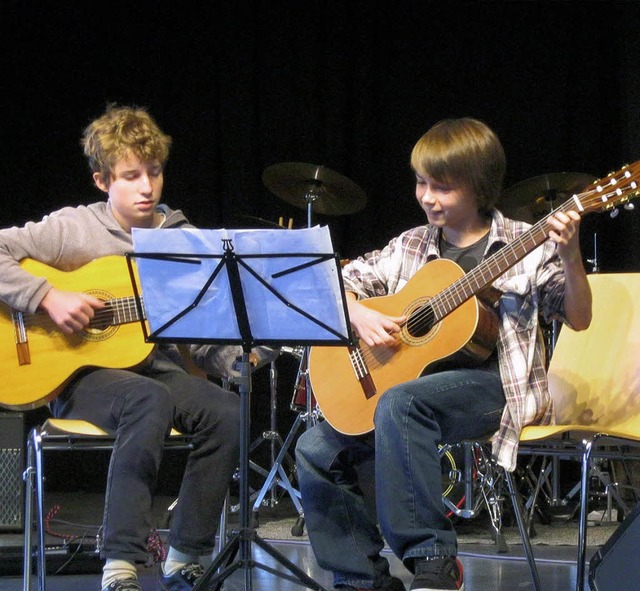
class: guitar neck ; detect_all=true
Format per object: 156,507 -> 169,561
430,199 -> 577,322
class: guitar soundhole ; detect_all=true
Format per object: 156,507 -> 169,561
84,291 -> 118,341
89,311 -> 115,331
406,304 -> 434,338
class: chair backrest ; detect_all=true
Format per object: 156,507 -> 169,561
547,273 -> 640,433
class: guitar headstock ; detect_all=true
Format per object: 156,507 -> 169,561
579,161 -> 640,215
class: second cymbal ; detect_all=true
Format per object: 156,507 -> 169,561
501,171 -> 597,224
262,162 -> 367,216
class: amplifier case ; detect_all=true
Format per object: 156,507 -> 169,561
0,412 -> 25,531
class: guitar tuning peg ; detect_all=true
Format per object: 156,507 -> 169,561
624,202 -> 635,211
610,207 -> 620,218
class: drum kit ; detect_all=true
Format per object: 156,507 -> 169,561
242,161 -> 609,534
235,162 -> 366,533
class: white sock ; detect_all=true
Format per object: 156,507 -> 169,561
199,552 -> 214,569
101,559 -> 137,589
162,546 -> 198,577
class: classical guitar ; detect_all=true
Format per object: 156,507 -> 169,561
0,255 -> 153,410
308,161 -> 640,436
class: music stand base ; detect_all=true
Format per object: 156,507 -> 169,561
192,527 -> 327,591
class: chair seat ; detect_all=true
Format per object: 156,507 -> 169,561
42,417 -> 185,437
513,273 -> 640,591
519,423 -> 640,443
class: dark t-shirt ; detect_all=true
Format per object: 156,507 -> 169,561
439,231 -> 499,371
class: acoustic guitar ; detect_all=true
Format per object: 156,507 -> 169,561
0,255 -> 153,410
308,161 -> 640,436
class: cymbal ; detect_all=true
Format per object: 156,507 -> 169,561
262,162 -> 367,216
501,172 -> 598,224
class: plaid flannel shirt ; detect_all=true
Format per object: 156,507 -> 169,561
342,209 -> 567,471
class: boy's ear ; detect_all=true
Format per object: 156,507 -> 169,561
93,172 -> 109,193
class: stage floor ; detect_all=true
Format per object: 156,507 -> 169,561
6,490 -> 615,591
8,538 -> 594,591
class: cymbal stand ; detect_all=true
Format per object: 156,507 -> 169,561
251,188 -> 325,537
257,347 -> 322,536
586,231 -> 600,274
303,185 -> 322,428
247,357 -> 304,522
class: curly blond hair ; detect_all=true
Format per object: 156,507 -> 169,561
81,104 -> 172,186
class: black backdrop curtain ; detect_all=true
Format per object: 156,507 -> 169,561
5,0 -> 640,476
3,1 -> 640,268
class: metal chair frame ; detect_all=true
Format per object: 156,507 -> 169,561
22,418 -> 196,591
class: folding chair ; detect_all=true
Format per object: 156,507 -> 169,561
511,272 -> 640,591
21,418 -> 206,591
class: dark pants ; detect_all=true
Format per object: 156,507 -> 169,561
51,356 -> 240,563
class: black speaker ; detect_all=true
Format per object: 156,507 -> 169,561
0,412 -> 24,531
589,502 -> 640,590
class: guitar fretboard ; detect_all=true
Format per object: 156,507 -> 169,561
430,166 -> 640,322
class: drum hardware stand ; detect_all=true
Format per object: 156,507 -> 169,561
586,230 -> 600,274
252,347 -> 322,536
225,181 -> 337,534
243,357 -> 306,526
440,442 -> 509,552
252,186 -> 329,536
249,174 -> 336,535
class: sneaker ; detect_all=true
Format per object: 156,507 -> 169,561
158,563 -> 205,591
338,575 -> 406,591
102,579 -> 142,591
410,557 -> 464,591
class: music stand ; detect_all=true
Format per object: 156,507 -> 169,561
127,226 -> 353,591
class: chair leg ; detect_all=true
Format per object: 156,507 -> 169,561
22,428 -> 36,591
505,470 -> 542,591
575,442 -> 594,591
34,427 -> 47,591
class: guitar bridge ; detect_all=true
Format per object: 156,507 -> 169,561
12,310 -> 31,365
348,346 -> 376,399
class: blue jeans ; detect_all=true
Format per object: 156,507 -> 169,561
295,368 -> 505,588
50,353 -> 240,563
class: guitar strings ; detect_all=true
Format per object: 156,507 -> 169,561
20,296 -> 142,329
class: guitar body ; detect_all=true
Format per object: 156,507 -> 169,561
0,256 -> 153,410
308,259 -> 499,435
